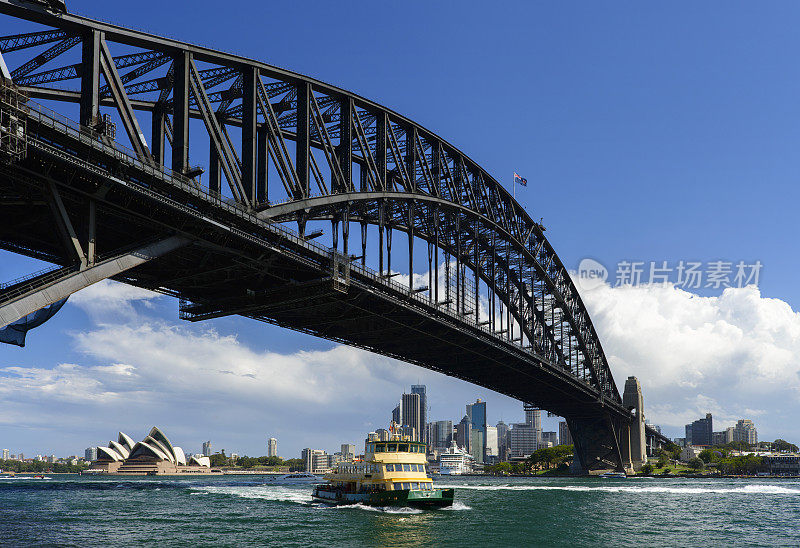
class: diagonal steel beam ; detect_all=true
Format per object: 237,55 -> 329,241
0,236 -> 190,329
0,29 -> 67,53
10,35 -> 80,80
99,37 -> 152,163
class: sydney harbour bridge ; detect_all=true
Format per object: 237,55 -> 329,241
0,0 -> 667,472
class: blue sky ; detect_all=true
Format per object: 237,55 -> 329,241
2,1 -> 800,457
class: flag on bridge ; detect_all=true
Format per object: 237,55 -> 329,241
514,172 -> 527,187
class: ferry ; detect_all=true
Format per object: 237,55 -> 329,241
312,430 -> 454,508
599,471 -> 627,479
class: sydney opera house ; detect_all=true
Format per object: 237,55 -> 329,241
90,427 -> 216,475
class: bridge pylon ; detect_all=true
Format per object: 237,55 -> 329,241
620,376 -> 647,473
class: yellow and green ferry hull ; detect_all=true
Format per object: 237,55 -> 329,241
312,487 -> 454,508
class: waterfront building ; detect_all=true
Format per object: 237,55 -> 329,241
2,448 -> 9,460
466,399 -> 487,463
401,393 -> 423,442
542,431 -> 558,447
509,422 -> 538,458
90,427 -> 212,474
712,428 -> 734,446
767,454 -> 800,476
202,441 -> 212,457
485,426 -> 498,459
496,421 -> 509,460
341,444 -> 356,461
559,421 -> 573,446
438,444 -> 475,475
725,426 -> 735,443
524,404 -> 541,431
681,446 -> 702,462
455,415 -> 471,452
429,420 -> 453,451
268,437 -> 278,458
375,429 -> 390,442
734,419 -> 758,445
302,448 -> 333,474
685,414 -> 713,446
411,385 -> 427,443
85,447 -> 97,461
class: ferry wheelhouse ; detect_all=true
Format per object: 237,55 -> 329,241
312,432 -> 454,508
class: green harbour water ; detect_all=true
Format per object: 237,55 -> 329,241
1,474 -> 798,546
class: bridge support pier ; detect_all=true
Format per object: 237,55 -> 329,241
619,376 -> 647,473
568,413 -> 627,474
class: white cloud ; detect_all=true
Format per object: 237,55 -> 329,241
580,282 -> 800,439
68,279 -> 161,317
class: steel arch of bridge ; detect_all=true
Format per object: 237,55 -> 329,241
0,1 -> 671,469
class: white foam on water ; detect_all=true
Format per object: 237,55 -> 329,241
439,501 -> 472,511
435,483 -> 800,495
0,476 -> 51,480
329,503 -> 423,515
191,485 -> 312,505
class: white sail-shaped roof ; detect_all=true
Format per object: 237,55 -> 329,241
147,427 -> 177,461
108,440 -> 130,459
128,441 -> 170,462
96,446 -> 122,462
173,446 -> 187,466
189,456 -> 211,468
142,435 -> 175,463
118,432 -> 135,452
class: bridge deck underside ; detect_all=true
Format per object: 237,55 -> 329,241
0,137 -> 607,422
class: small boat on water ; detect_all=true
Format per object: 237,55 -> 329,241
312,428 -> 454,509
282,473 -> 318,480
599,471 -> 627,479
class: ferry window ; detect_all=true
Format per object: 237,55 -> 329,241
403,464 -> 411,472
366,444 -> 373,453
385,464 -> 394,472
388,443 -> 397,452
412,483 -> 419,490
375,443 -> 386,452
399,444 -> 409,452
403,482 -> 411,490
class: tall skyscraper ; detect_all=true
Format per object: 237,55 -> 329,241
734,419 -> 758,445
202,441 -> 212,457
466,399 -> 487,463
559,421 -> 573,446
485,426 -> 498,460
496,421 -> 509,460
84,447 -> 97,461
411,385 -> 427,443
430,420 -> 453,450
456,415 -> 471,451
686,414 -> 713,446
401,393 -> 422,441
391,404 -> 401,425
268,437 -> 278,458
524,403 -> 541,430
2,448 -> 9,460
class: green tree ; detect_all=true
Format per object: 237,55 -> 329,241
641,463 -> 654,475
772,439 -> 799,453
688,457 -> 704,471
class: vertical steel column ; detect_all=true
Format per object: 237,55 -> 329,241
342,205 -> 350,257
256,124 -> 268,203
241,67 -> 258,205
295,81 -> 310,198
408,204 -> 414,293
360,221 -> 367,267
79,30 -> 101,128
474,225 -> 480,323
386,227 -> 392,275
375,112 -> 387,190
337,98 -> 353,192
434,212 -> 439,303
87,200 -> 96,266
455,216 -> 461,315
151,103 -> 165,165
406,126 -> 417,192
172,51 -> 190,174
378,204 -> 384,276
427,242 -> 434,302
208,137 -> 220,195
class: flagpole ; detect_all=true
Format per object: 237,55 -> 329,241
513,173 -> 516,201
